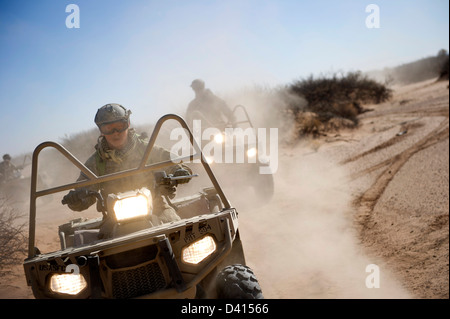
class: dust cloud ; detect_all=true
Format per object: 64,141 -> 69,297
160,84 -> 412,298
235,148 -> 411,298
189,87 -> 410,298
222,84 -> 308,134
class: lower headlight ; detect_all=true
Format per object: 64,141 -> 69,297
182,235 -> 216,264
49,273 -> 87,295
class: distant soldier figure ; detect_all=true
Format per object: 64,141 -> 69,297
0,154 -> 18,183
186,79 -> 236,129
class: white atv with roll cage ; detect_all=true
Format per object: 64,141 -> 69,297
23,114 -> 263,299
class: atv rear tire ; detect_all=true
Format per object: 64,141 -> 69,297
216,264 -> 263,299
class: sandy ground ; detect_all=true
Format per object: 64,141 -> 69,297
0,78 -> 448,299
238,78 -> 449,299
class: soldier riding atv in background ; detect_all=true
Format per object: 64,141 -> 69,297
186,79 -> 236,130
0,154 -> 20,183
0,153 -> 31,202
185,80 -> 275,207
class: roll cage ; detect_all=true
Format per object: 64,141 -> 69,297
27,114 -> 231,259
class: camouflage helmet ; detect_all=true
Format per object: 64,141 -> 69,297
94,103 -> 131,128
3,154 -> 11,161
190,79 -> 205,91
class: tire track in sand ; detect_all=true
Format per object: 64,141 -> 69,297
351,117 -> 448,227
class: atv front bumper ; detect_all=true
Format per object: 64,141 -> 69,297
23,209 -> 238,299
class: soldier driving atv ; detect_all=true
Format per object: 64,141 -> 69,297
0,154 -> 20,183
186,79 -> 236,130
62,103 -> 193,224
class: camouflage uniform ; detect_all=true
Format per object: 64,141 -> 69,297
67,128 -> 192,224
0,157 -> 17,183
186,81 -> 235,128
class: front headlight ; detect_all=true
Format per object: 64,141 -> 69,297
109,188 -> 152,222
214,133 -> 225,144
246,147 -> 257,158
49,273 -> 87,295
182,235 -> 217,264
204,155 -> 215,164
114,195 -> 149,221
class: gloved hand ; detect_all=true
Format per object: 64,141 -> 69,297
173,168 -> 191,185
162,185 -> 177,199
62,188 -> 90,206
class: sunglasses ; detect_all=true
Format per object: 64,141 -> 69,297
100,121 -> 129,135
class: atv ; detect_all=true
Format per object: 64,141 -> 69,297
0,155 -> 34,203
188,105 -> 274,207
23,114 -> 263,299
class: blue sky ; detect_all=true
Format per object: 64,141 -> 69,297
1,0 -> 449,156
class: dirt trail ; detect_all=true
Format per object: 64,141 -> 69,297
348,80 -> 449,299
0,79 -> 448,299
237,78 -> 448,298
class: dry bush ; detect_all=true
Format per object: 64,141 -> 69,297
295,111 -> 322,136
438,53 -> 449,81
280,71 -> 391,139
0,197 -> 27,277
289,71 -> 392,111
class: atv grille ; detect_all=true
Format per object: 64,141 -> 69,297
111,262 -> 166,299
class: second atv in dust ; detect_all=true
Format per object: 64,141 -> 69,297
188,104 -> 275,207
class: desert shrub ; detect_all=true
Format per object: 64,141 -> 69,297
438,53 -> 449,81
282,71 -> 392,138
0,197 -> 27,277
289,71 -> 392,112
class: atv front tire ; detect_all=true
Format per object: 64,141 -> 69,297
216,264 -> 263,299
